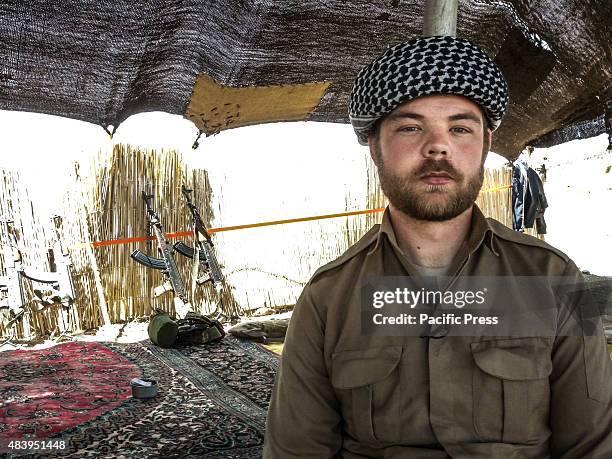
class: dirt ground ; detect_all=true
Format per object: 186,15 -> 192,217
0,312 -> 289,355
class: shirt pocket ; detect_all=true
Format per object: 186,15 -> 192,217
331,346 -> 402,444
470,338 -> 553,445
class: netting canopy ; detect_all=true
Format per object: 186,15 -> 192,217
1,1 -> 611,159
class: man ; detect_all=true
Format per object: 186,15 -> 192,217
264,36 -> 612,458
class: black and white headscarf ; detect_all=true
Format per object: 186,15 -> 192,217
349,36 -> 509,145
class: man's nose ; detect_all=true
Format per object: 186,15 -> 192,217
422,129 -> 449,157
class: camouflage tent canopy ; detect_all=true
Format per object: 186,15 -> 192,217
0,0 -> 611,159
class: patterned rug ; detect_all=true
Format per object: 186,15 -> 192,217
0,336 -> 279,458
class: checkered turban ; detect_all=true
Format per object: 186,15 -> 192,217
349,36 -> 509,145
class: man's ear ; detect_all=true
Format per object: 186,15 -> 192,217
483,129 -> 492,160
368,135 -> 381,166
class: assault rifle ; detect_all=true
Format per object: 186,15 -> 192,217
131,191 -> 225,344
131,191 -> 191,319
1,218 -> 76,345
173,185 -> 226,319
21,216 -> 76,309
1,218 -> 75,312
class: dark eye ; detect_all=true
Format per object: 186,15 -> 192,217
451,127 -> 471,134
399,126 -> 421,132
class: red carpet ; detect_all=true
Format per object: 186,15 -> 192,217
0,337 -> 279,457
0,341 -> 141,443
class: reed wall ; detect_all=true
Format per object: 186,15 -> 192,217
1,145 -> 529,340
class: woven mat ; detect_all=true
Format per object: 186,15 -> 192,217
1,336 -> 279,458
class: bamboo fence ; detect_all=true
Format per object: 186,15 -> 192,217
1,144 -> 533,340
1,145 -> 245,340
62,144 -> 243,325
0,169 -> 78,340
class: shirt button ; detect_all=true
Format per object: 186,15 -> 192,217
429,323 -> 450,339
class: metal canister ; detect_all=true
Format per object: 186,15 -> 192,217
131,378 -> 159,399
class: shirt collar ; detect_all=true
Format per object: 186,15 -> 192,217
371,204 -> 497,257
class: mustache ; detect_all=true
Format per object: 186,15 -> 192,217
414,159 -> 462,181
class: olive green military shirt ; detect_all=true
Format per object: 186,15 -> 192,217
263,205 -> 612,458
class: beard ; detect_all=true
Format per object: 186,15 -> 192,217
374,146 -> 486,222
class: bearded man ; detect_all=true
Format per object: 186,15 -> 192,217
263,36 -> 612,458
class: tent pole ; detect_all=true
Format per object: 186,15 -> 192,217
423,0 -> 458,37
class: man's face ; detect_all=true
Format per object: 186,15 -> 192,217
369,94 -> 491,221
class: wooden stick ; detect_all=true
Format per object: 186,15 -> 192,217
423,0 -> 458,37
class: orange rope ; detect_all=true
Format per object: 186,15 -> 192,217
89,184 -> 512,248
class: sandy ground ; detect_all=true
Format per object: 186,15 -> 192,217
0,311 -> 291,354
0,321 -> 150,353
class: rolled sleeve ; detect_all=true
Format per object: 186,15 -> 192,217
263,285 -> 342,458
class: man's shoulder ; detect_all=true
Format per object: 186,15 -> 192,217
486,217 -> 570,263
309,224 -> 379,283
